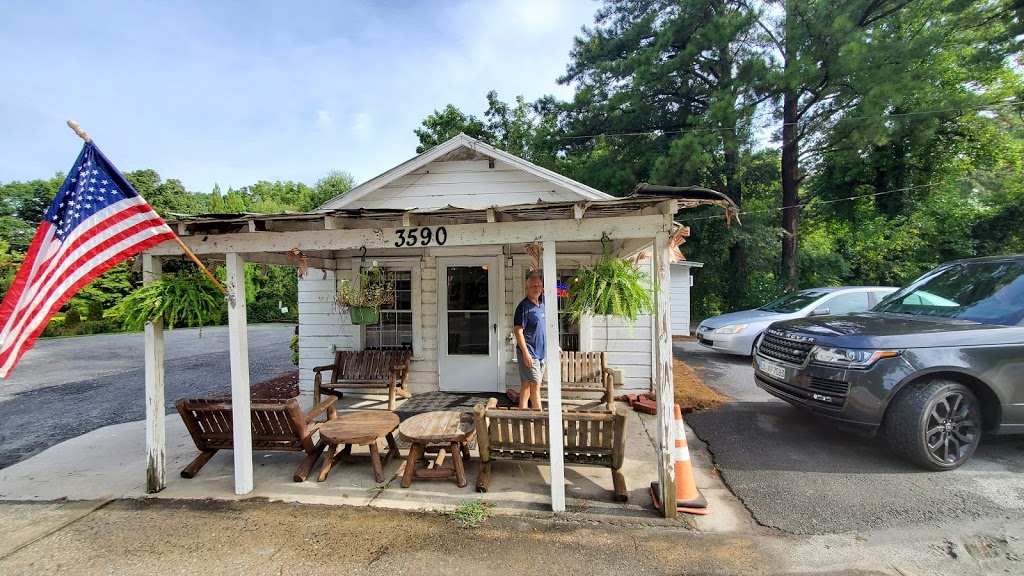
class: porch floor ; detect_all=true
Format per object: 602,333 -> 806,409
0,393 -> 746,529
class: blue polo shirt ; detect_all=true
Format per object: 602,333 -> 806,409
513,297 -> 546,359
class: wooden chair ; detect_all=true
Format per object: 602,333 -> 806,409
312,349 -> 412,410
473,398 -> 628,501
542,351 -> 616,407
175,396 -> 337,481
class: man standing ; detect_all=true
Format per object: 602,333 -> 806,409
513,274 -> 546,409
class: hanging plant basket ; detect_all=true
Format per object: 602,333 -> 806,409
347,305 -> 379,325
565,234 -> 655,327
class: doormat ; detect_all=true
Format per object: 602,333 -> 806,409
394,391 -> 515,421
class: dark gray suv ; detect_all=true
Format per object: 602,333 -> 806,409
753,255 -> 1024,470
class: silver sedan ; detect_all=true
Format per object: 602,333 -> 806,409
694,286 -> 897,356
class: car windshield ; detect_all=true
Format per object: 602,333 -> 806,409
874,260 -> 1024,326
758,290 -> 828,313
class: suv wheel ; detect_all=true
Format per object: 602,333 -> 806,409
883,379 -> 982,471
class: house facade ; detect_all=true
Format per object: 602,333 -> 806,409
145,133 -> 736,513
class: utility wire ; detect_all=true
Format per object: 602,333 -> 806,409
554,100 -> 1022,141
681,179 -> 969,222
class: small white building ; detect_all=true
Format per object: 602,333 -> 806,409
145,133 -> 736,514
670,261 -> 703,336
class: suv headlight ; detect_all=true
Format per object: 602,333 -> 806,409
715,323 -> 748,334
810,346 -> 900,369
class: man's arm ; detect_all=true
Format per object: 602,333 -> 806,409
513,325 -> 532,369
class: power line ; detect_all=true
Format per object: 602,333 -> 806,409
555,100 -> 1022,142
681,179 -> 968,223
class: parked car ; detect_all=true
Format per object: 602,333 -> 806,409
695,286 -> 897,356
753,255 -> 1024,471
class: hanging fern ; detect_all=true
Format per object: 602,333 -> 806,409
111,271 -> 224,331
565,240 -> 655,326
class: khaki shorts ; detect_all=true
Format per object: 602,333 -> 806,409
517,356 -> 545,384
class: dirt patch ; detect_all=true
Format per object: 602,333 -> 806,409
672,334 -> 697,342
673,358 -> 727,411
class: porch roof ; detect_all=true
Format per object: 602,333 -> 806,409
165,187 -> 736,238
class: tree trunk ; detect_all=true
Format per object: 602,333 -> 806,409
781,87 -> 799,292
781,1 -> 800,292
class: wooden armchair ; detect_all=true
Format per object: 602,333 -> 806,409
542,351 -> 616,407
175,396 -> 337,482
312,349 -> 412,410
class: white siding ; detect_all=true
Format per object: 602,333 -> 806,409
352,160 -> 582,210
297,269 -> 355,391
592,315 -> 653,392
670,264 -> 692,336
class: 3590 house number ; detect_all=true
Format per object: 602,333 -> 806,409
394,226 -> 447,247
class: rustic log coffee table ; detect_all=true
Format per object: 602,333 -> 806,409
398,410 -> 476,488
317,411 -> 401,483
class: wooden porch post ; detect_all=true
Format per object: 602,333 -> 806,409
542,240 -> 565,512
653,231 -> 677,517
143,254 -> 166,493
226,252 -> 254,494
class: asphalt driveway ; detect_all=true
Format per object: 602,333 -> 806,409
0,324 -> 296,470
675,340 -> 1024,535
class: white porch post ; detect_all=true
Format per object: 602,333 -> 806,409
542,240 -> 565,512
226,252 -> 254,494
143,254 -> 165,493
653,231 -> 677,517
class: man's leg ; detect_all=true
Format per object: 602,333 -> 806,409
519,380 -> 532,409
527,381 -> 542,409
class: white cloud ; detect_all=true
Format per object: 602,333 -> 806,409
316,110 -> 333,129
350,113 -> 373,139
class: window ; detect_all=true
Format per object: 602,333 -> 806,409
819,292 -> 870,315
365,269 -> 413,350
522,268 -> 580,351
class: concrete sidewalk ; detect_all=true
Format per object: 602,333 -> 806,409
0,394 -> 751,529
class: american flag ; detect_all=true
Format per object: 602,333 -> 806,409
0,141 -> 176,377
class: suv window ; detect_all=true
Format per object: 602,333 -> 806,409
875,261 -> 1024,326
819,291 -> 870,315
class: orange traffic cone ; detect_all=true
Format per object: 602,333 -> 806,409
651,404 -> 709,515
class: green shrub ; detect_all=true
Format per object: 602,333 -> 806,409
290,334 -> 299,366
87,301 -> 105,322
65,308 -> 82,326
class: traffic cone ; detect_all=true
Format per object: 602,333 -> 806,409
651,404 -> 709,515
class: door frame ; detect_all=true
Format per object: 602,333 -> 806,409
436,256 -> 505,392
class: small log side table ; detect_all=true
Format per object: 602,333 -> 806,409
398,411 -> 476,488
318,411 -> 401,483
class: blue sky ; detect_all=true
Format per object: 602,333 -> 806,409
0,1 -> 599,193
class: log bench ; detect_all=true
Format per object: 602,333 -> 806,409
473,398 -> 628,501
175,396 -> 337,481
313,349 -> 412,410
541,351 -> 616,407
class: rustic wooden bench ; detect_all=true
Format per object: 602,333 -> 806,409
541,351 -> 616,407
175,396 -> 338,482
473,398 -> 628,501
312,349 -> 412,410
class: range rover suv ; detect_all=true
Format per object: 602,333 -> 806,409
753,255 -> 1024,470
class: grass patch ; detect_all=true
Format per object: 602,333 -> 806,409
441,500 -> 491,528
673,358 -> 728,411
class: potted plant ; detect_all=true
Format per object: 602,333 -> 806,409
565,241 -> 654,327
335,265 -> 395,325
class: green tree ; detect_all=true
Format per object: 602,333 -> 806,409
414,104 -> 489,152
558,0 -> 765,307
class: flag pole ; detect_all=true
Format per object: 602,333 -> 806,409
66,120 -> 227,296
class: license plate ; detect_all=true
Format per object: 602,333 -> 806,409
759,358 -> 787,380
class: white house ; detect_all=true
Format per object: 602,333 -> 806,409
144,133 -> 736,515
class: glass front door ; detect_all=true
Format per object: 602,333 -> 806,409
438,258 -> 498,392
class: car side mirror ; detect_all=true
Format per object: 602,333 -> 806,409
810,308 -> 830,316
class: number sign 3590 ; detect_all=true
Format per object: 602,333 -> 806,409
394,226 -> 447,247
